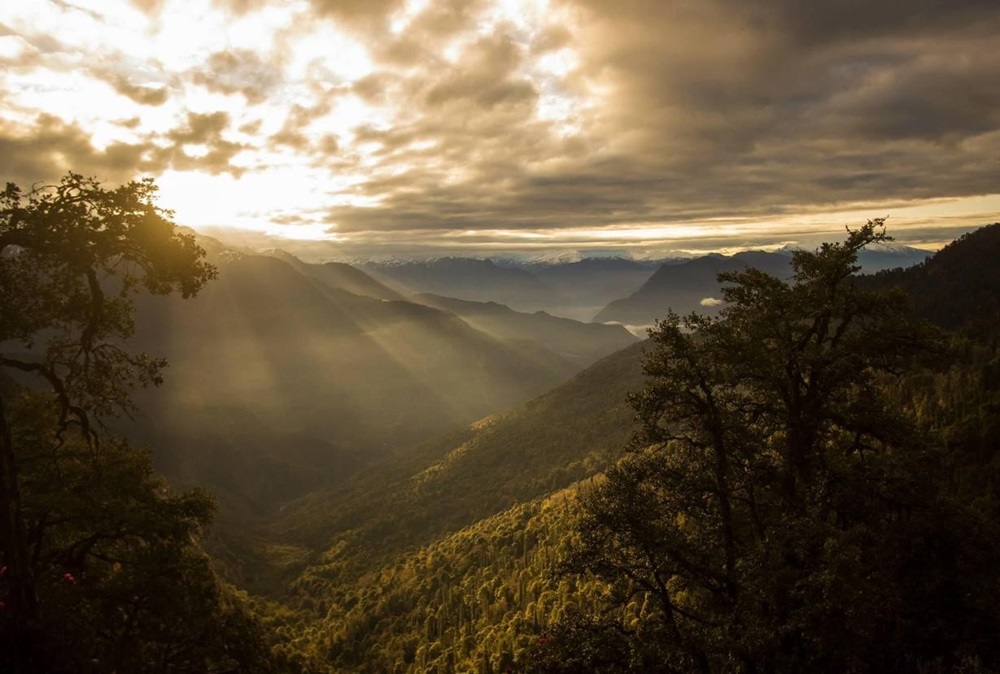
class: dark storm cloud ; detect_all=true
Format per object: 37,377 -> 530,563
0,114 -> 148,185
314,0 -> 999,237
3,0 -> 997,249
0,108 -> 254,187
423,34 -> 538,110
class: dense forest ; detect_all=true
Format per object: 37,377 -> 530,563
2,175 -> 999,673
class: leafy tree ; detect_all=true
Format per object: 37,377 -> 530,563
1,173 -> 216,671
9,392 -> 275,673
533,221 -> 1000,673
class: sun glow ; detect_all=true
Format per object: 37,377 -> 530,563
263,222 -> 338,241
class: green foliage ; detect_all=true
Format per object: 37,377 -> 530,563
533,222 -> 1000,673
862,223 -> 1000,337
237,342 -> 646,671
210,222 -> 1000,674
0,173 -> 215,418
0,173 -> 279,672
1,391 -> 277,673
272,488 -> 615,674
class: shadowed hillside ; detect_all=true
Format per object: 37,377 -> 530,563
236,226 -> 1000,674
274,340 -> 647,554
861,223 -> 1000,335
362,257 -> 562,312
412,293 -> 638,368
129,248 -> 582,517
594,251 -> 792,326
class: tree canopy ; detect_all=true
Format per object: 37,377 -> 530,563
0,173 -> 244,673
527,221 -> 1000,674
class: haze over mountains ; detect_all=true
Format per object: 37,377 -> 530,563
127,238 -> 637,515
212,224 -> 996,674
121,236 -> 933,517
272,230 -> 984,557
362,243 -> 930,327
7,205 -> 994,673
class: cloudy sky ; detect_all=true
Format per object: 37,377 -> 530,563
2,0 -> 998,258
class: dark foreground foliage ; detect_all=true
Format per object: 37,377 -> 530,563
0,174 -> 276,672
525,221 -> 1000,674
2,392 -> 276,674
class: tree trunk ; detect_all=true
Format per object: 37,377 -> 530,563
0,393 -> 45,673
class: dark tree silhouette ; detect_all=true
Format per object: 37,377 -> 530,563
531,222 -> 1000,673
0,173 -> 215,672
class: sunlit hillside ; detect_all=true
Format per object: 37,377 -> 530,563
229,224 -> 1000,673
126,241 -> 637,516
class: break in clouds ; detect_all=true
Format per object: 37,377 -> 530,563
1,0 -> 999,255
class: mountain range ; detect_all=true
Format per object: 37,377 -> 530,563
128,241 -> 635,517
123,236 -> 931,519
217,227 -> 989,674
360,245 -> 930,327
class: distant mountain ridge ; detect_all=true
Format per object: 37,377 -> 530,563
412,293 -> 638,368
355,245 -> 928,324
130,244 -> 590,517
594,243 -> 931,327
594,250 -> 792,326
245,225 -> 993,673
266,249 -> 404,301
361,257 -> 562,312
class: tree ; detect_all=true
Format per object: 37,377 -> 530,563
532,222 -> 1000,673
8,392 -> 275,673
0,173 -> 216,671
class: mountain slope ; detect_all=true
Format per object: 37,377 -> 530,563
594,243 -> 932,327
254,225 -> 1000,673
130,251 -> 580,516
361,257 -> 561,312
274,340 -> 647,552
594,251 -> 792,326
267,250 -> 405,301
412,293 -> 639,368
861,223 -> 1000,334
287,490 -> 590,674
855,244 -> 932,273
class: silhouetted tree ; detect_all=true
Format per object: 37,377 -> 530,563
533,221 -> 1000,673
0,173 -> 215,672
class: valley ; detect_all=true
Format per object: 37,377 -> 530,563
4,2 -> 999,670
4,203 -> 997,674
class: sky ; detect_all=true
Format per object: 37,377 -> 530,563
1,0 -> 999,259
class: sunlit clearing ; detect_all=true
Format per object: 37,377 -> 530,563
538,48 -> 578,78
224,2 -> 304,52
